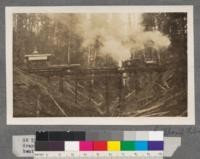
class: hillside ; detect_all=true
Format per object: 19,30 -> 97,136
13,66 -> 187,117
13,67 -> 103,117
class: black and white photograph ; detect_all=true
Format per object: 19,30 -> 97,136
6,6 -> 194,125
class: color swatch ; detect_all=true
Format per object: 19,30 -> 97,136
93,141 -> 107,151
107,141 -> 121,151
135,141 -> 148,151
80,141 -> 93,151
121,141 -> 135,151
34,131 -> 164,158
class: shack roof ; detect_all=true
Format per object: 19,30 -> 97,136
24,54 -> 52,61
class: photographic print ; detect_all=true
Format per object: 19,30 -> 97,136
6,6 -> 195,125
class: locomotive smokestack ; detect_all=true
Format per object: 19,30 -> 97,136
119,61 -> 123,67
122,72 -> 127,87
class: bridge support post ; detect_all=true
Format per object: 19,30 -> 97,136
47,75 -> 50,83
36,94 -> 41,117
88,76 -> 93,103
134,71 -> 138,95
118,73 -> 124,113
75,79 -> 78,104
104,74 -> 110,115
59,75 -> 64,93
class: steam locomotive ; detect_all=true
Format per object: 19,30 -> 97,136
122,47 -> 160,68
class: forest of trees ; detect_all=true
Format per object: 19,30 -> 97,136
142,13 -> 187,88
13,13 -> 187,68
13,13 -> 118,68
13,14 -> 85,66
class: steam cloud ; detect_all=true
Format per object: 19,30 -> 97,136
79,13 -> 171,64
49,13 -> 171,65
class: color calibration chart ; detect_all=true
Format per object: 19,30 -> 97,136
34,131 -> 164,159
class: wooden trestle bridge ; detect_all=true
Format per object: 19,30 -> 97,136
25,65 -> 165,115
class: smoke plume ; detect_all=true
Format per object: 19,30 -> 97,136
49,13 -> 171,65
78,13 -> 171,64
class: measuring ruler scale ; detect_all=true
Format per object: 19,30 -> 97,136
34,152 -> 163,159
34,131 -> 164,159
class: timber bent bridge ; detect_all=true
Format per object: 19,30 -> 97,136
23,65 -> 166,115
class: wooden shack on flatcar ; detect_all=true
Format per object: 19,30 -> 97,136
24,50 -> 52,69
